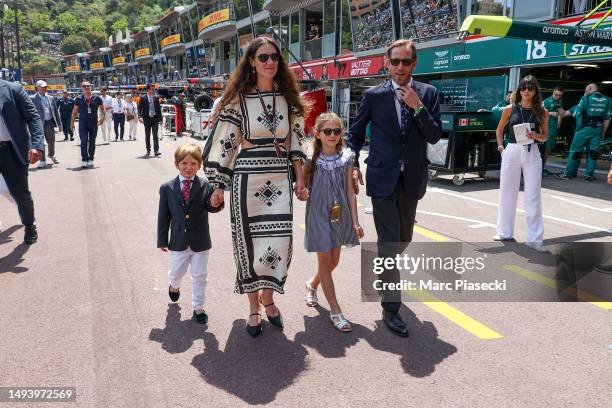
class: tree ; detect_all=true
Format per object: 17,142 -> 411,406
22,49 -> 38,64
29,12 -> 52,33
111,16 -> 128,37
85,31 -> 107,48
23,56 -> 61,76
87,16 -> 106,34
30,35 -> 43,49
61,34 -> 91,54
104,11 -> 123,34
2,8 -> 25,27
105,0 -> 120,14
55,11 -> 81,35
134,5 -> 163,33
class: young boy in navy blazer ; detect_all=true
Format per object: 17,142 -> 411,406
158,143 -> 223,324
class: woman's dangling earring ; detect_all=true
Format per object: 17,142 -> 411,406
252,66 -> 256,74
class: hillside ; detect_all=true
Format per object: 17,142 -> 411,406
4,0 -> 183,75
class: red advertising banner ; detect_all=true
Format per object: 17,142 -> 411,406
290,55 -> 387,81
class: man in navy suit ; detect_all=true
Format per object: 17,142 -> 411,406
138,84 -> 162,157
0,79 -> 45,244
348,39 -> 442,337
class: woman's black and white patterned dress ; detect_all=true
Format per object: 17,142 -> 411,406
204,93 -> 307,294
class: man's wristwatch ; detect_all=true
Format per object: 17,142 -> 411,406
414,105 -> 424,116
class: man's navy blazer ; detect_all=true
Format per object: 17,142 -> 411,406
0,79 -> 44,166
347,79 -> 442,200
157,175 -> 223,252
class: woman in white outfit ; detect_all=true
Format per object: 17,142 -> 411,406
495,75 -> 549,248
125,94 -> 139,141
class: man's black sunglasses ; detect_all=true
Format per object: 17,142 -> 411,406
390,58 -> 414,67
257,53 -> 280,63
321,128 -> 342,136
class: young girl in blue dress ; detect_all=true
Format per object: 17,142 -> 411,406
304,112 -> 364,332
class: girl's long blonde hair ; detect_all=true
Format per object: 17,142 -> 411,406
305,112 -> 345,186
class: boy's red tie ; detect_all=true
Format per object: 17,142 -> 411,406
182,179 -> 191,203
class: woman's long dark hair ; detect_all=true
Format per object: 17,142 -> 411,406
512,75 -> 545,126
214,37 -> 308,124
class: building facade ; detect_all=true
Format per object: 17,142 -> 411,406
62,0 -> 611,126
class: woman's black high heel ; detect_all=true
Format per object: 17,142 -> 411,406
261,301 -> 284,329
246,313 -> 263,337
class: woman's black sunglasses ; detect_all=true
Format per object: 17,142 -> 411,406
321,128 -> 342,136
519,85 -> 536,91
256,53 -> 280,63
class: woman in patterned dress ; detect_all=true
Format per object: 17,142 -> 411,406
204,37 -> 309,337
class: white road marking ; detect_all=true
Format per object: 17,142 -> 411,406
416,210 -> 496,228
428,187 -> 612,234
552,195 -> 612,213
468,223 -> 494,229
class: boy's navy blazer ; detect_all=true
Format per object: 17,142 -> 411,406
347,79 -> 442,200
157,175 -> 222,252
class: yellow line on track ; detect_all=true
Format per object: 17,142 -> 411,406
502,265 -> 612,310
406,290 -> 504,339
413,226 -> 450,242
303,204 -> 499,338
408,224 -> 501,338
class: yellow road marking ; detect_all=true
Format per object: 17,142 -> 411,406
413,226 -> 449,242
305,204 -> 497,337
503,265 -> 612,310
406,289 -> 503,339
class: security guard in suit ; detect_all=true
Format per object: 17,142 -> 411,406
57,91 -> 75,141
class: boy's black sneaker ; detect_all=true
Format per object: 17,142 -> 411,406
168,286 -> 180,302
192,310 -> 208,324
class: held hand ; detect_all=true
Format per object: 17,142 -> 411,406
295,183 -> 309,201
352,169 -> 364,194
139,118 -> 144,124
28,149 -> 42,164
160,247 -> 169,252
98,120 -> 103,126
211,188 -> 224,207
354,224 -> 364,239
401,87 -> 422,109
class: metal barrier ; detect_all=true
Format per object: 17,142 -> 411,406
161,104 -> 177,140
